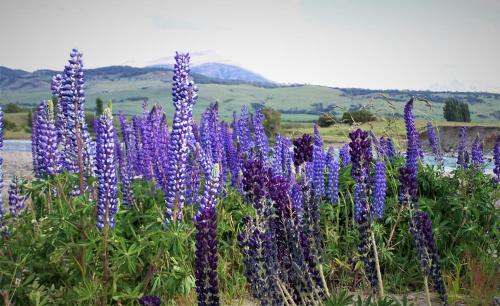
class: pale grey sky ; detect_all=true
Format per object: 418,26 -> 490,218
1,0 -> 499,91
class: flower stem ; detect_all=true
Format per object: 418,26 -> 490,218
423,276 -> 432,306
371,231 -> 384,297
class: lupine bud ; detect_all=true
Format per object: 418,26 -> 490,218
95,109 -> 118,230
314,123 -> 323,148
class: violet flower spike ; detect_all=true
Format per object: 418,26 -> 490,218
373,159 -> 386,219
493,136 -> 500,186
426,121 -> 442,166
164,52 -> 198,222
471,135 -> 484,167
95,108 -> 118,230
194,162 -> 221,306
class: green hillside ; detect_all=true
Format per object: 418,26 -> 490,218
1,66 -> 500,122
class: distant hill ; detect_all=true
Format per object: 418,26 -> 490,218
1,65 -> 500,122
191,63 -> 271,84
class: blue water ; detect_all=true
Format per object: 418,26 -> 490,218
3,140 -> 31,152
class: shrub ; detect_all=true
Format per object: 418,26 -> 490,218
341,109 -> 376,124
317,113 -> 336,127
3,103 -> 28,113
3,119 -> 18,131
262,107 -> 281,137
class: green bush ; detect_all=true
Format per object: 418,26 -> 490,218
3,119 -> 18,131
2,102 -> 28,113
317,113 -> 336,127
341,109 -> 376,124
262,107 -> 281,138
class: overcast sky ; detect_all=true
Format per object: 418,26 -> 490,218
1,0 -> 499,91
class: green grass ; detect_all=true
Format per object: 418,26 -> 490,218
3,75 -> 500,122
4,112 -> 31,139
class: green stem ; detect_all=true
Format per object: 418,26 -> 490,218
371,231 -> 384,297
423,276 -> 432,306
318,264 -> 331,298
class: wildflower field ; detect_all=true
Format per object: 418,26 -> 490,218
0,50 -> 499,306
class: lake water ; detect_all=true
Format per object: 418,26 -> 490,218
2,140 -> 496,174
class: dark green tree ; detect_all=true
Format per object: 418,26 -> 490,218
443,98 -> 471,122
262,107 -> 281,138
341,109 -> 376,124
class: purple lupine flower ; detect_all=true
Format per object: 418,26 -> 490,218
222,122 -> 240,188
236,106 -> 255,157
290,182 -> 303,221
312,145 -> 325,198
51,74 -> 67,149
0,109 -> 6,236
140,108 -> 155,181
349,128 -> 378,290
200,103 -> 224,189
426,121 -> 442,166
457,127 -> 468,169
59,49 -> 95,177
385,137 -> 397,158
494,136 -> 500,185
370,131 -> 380,155
35,100 -> 61,176
339,143 -> 351,167
373,160 -> 386,219
165,52 -> 198,223
398,166 -> 418,208
31,111 -> 41,177
239,160 -> 281,304
138,295 -> 161,306
409,212 -> 448,304
326,148 -> 340,205
242,159 -> 269,212
253,110 -> 270,162
471,135 -> 484,167
314,123 -> 323,148
271,134 -> 288,176
349,129 -> 372,222
404,98 -> 422,171
293,134 -> 313,167
132,115 -> 143,176
95,109 -> 118,230
194,161 -> 220,306
8,176 -> 25,219
186,145 -> 202,206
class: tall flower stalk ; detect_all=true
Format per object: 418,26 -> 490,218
95,107 -> 118,302
165,52 -> 198,223
0,107 -> 5,236
59,49 -> 95,194
457,127 -> 468,169
426,121 -> 442,167
471,135 -> 484,168
194,158 -> 220,306
494,136 -> 500,186
349,128 -> 382,295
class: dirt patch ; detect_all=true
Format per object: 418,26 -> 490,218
421,125 -> 500,153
